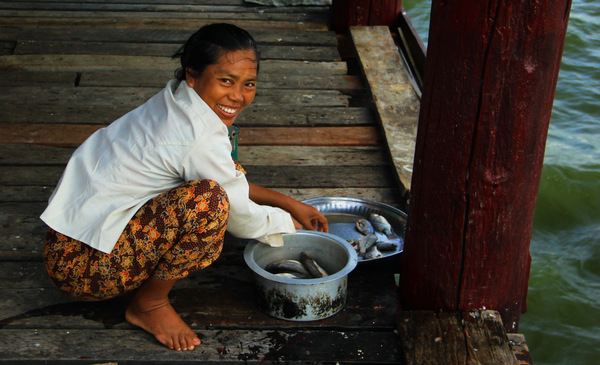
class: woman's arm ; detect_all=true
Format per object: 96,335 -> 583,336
248,182 -> 328,232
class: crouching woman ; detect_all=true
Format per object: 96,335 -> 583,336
40,23 -> 327,351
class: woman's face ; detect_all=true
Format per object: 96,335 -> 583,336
186,49 -> 258,127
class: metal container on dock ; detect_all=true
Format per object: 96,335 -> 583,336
244,231 -> 358,321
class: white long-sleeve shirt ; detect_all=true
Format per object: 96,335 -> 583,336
40,79 -> 295,254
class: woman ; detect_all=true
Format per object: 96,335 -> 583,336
40,23 -> 328,351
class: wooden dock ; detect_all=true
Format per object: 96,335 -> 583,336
0,1 -> 532,363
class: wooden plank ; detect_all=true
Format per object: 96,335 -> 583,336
2,0 -> 245,4
507,333 -> 534,365
396,310 -> 518,365
77,70 -> 361,89
0,3 -> 329,13
351,26 -> 419,203
0,164 -> 394,187
1,185 -> 403,206
0,125 -> 380,146
463,311 -> 518,364
0,87 -> 351,108
397,310 -> 466,364
13,40 -> 339,61
0,328 -> 400,363
0,70 -> 77,86
0,15 -> 328,30
1,22 -> 337,45
0,55 -> 348,75
0,70 -> 361,89
1,104 -> 373,126
0,144 -> 388,166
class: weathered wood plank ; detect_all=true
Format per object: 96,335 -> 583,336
1,104 -> 373,126
0,328 -> 400,363
2,22 -> 337,45
0,70 -> 77,86
351,26 -> 420,202
397,310 -> 466,364
0,3 -> 329,14
2,0 -> 244,4
0,16 -> 328,31
0,70 -> 362,90
1,185 -> 403,206
507,333 -> 534,365
0,144 -> 388,166
0,164 -> 394,188
0,125 -> 380,146
0,55 -> 349,75
13,40 -> 340,61
0,86 -> 350,108
397,310 -> 518,365
463,311 -> 519,364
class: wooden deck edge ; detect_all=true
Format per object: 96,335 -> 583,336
350,25 -> 421,205
396,310 -> 531,365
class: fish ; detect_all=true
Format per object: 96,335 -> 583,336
364,245 -> 383,260
274,272 -> 309,279
300,252 -> 329,278
355,218 -> 374,235
376,241 -> 398,252
357,233 -> 378,256
369,213 -> 393,236
266,259 -> 311,278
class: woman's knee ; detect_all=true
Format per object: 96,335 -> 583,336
183,179 -> 230,218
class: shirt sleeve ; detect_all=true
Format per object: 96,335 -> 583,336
181,124 -> 295,246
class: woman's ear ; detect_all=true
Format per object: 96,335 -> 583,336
185,68 -> 195,87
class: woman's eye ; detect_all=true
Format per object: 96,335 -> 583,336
245,82 -> 256,88
220,78 -> 232,84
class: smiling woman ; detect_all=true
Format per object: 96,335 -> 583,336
186,50 -> 258,127
172,24 -> 260,126
39,23 -> 327,352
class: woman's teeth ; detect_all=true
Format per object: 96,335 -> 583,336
218,104 -> 236,114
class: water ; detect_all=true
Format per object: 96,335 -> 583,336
401,1 -> 600,364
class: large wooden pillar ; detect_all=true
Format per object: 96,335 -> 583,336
399,0 -> 571,332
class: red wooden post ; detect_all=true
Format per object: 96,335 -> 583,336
399,0 -> 572,332
331,0 -> 402,33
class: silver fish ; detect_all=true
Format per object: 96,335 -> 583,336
266,259 -> 311,277
274,272 -> 308,279
376,241 -> 398,252
300,252 -> 329,278
355,218 -> 374,235
357,233 -> 378,256
369,213 -> 393,236
364,245 -> 383,260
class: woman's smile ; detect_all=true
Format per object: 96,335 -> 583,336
186,49 -> 258,127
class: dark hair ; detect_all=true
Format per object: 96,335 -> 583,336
172,23 -> 260,81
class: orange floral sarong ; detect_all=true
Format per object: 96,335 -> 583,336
43,179 -> 229,301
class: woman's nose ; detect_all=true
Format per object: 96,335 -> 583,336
229,87 -> 243,102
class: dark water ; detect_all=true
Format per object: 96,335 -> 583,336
402,1 -> 600,364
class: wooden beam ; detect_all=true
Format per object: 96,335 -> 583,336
350,26 -> 419,202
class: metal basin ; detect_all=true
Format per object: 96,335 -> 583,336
244,230 -> 358,321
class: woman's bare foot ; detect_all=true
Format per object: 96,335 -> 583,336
125,277 -> 201,350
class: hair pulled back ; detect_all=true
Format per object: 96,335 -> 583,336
172,23 -> 259,81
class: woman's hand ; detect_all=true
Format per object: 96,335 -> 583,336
289,201 -> 329,232
248,182 -> 328,232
